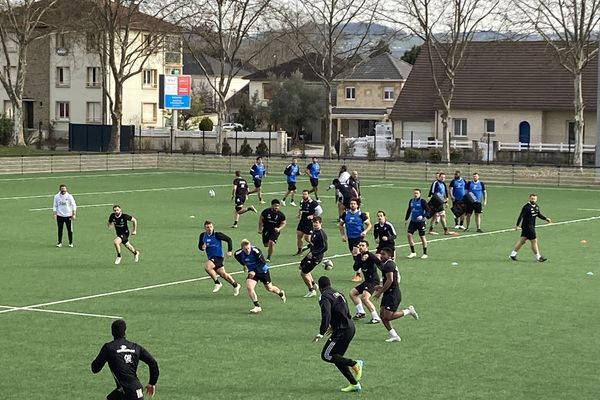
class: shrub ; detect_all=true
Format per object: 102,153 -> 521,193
429,148 -> 442,162
0,114 -> 12,146
198,117 -> 213,132
367,143 -> 376,161
385,140 -> 397,158
450,147 -> 464,162
45,122 -> 57,150
222,139 -> 232,155
255,138 -> 269,156
161,140 -> 170,153
404,148 -> 420,162
239,138 -> 253,157
24,129 -> 40,146
180,140 -> 192,154
342,140 -> 354,157
142,138 -> 153,151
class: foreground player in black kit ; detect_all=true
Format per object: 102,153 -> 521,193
313,276 -> 364,393
92,319 -> 159,399
509,193 -> 551,262
108,205 -> 140,265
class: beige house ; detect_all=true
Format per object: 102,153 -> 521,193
391,41 -> 598,147
0,0 -> 182,138
333,53 -> 411,138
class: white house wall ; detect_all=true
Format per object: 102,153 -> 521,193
543,110 -> 597,145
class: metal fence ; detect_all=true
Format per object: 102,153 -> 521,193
1,153 -> 599,187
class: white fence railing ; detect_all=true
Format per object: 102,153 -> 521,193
399,139 -> 472,149
498,142 -> 596,152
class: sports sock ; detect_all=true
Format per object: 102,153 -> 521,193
410,245 -> 415,253
253,301 -> 260,307
389,328 -> 398,337
117,252 -> 121,257
356,304 -> 365,314
229,281 -> 237,287
402,308 -> 411,316
510,250 -> 518,257
214,279 -> 220,284
278,291 -> 284,297
371,310 -> 380,320
535,253 -> 541,260
423,247 -> 428,254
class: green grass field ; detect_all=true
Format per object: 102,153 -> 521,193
0,169 -> 598,400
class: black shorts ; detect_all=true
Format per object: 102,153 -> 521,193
347,236 -> 361,252
208,256 -> 224,269
381,288 -> 402,312
407,221 -> 426,236
253,178 -> 262,188
472,202 -> 483,214
339,198 -> 351,210
355,281 -> 377,295
310,178 -> 319,188
249,271 -> 271,284
300,253 -> 324,274
117,231 -> 130,245
297,220 -> 312,235
107,388 -> 144,400
521,227 -> 537,240
287,182 -> 297,191
262,230 -> 280,246
235,196 -> 246,211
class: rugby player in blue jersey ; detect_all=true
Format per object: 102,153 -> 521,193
198,220 -> 241,295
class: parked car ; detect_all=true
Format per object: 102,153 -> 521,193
222,123 -> 244,131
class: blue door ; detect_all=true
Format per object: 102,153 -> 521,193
519,121 -> 530,144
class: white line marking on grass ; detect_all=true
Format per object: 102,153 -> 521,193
29,203 -> 113,211
2,215 -> 598,316
0,305 -> 121,319
0,171 -> 176,181
578,208 -> 600,211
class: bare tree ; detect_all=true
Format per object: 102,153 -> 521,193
0,0 -> 58,146
512,0 -> 600,167
83,0 -> 181,152
388,0 -> 499,162
278,0 -> 383,158
181,0 -> 275,154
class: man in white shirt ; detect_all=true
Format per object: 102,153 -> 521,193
52,184 -> 77,247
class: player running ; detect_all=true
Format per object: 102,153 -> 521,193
373,210 -> 397,258
234,239 -> 287,313
231,170 -> 257,228
349,240 -> 382,324
107,205 -> 140,265
338,198 -> 372,282
300,216 -> 328,298
282,158 -> 300,206
258,199 -> 287,262
296,190 -> 320,255
198,220 -> 241,295
373,248 -> 419,342
248,156 -> 267,203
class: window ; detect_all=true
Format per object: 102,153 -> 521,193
142,69 -> 157,88
56,67 -> 70,87
484,119 -> 495,134
3,100 -> 13,118
567,121 -> 584,143
142,103 -> 157,123
86,32 -> 99,52
56,101 -> 70,120
86,67 -> 101,88
142,34 -> 157,53
86,102 -> 102,123
262,83 -> 272,100
345,87 -> 356,100
164,36 -> 182,64
453,118 -> 467,137
55,33 -> 68,49
383,87 -> 394,101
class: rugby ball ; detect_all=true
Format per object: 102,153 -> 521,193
323,259 -> 333,270
208,189 -> 216,198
